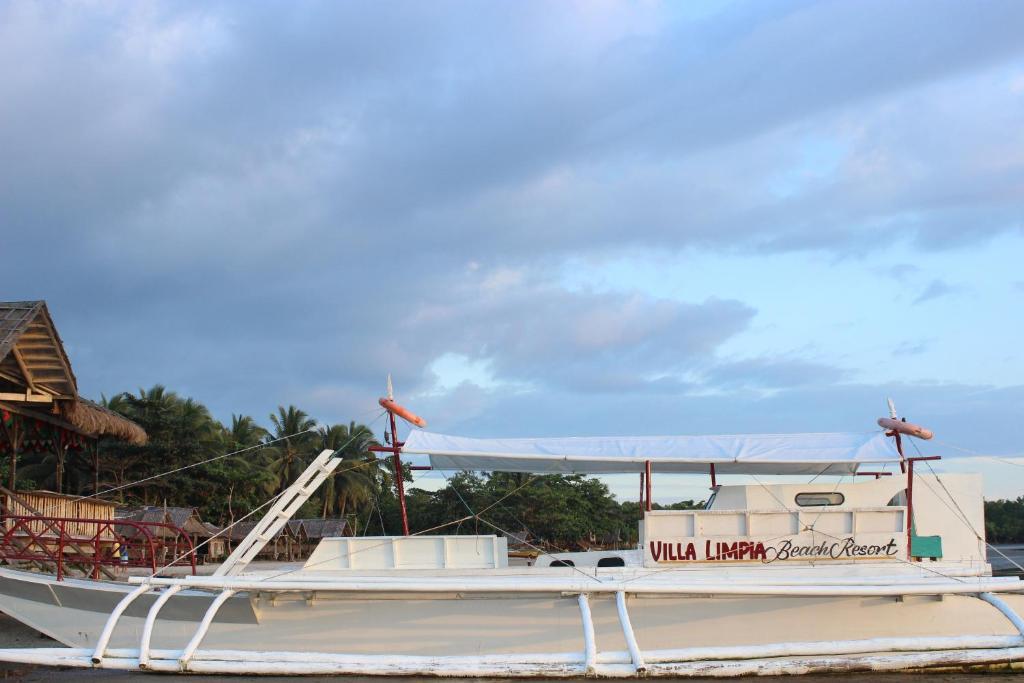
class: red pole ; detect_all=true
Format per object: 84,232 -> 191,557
56,521 -> 65,582
644,460 -> 652,512
906,458 -> 914,560
895,432 -> 905,474
709,463 -> 717,489
390,412 -> 410,536
639,471 -> 645,512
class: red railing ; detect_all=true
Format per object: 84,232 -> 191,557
0,514 -> 197,581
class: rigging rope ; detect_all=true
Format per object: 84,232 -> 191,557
72,429 -> 320,503
145,411 -> 389,575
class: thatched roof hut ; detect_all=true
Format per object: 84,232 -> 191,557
299,518 -> 349,539
0,300 -> 147,492
118,506 -> 210,539
0,301 -> 146,445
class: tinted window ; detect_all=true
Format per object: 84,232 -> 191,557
549,559 -> 575,567
597,556 -> 625,567
795,492 -> 845,507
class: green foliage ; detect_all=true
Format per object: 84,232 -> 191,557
402,471 -> 690,550
985,498 -> 1024,543
84,388 -> 382,527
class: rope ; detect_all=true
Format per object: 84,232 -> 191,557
439,469 -> 604,584
74,429 -> 320,502
154,452 -> 396,577
907,440 -> 1024,576
147,413 -> 388,575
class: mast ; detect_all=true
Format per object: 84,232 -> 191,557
369,378 -> 427,536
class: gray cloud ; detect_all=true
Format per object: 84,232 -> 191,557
913,279 -> 959,304
1,1 -> 1022,437
894,340 -> 931,356
703,357 -> 847,390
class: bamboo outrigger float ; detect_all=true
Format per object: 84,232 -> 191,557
0,399 -> 1021,677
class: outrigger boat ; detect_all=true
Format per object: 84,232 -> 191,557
0,399 -> 1021,677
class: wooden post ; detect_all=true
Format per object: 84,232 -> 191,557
90,440 -> 100,495
3,415 -> 23,492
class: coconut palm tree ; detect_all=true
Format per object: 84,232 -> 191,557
318,422 -> 379,519
265,406 -> 317,495
228,414 -> 268,449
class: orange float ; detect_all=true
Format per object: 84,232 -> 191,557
379,398 -> 427,428
877,417 -> 933,440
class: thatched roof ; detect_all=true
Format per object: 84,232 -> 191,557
60,398 -> 147,445
0,301 -> 76,398
118,506 -> 211,537
298,518 -> 349,539
0,300 -> 146,445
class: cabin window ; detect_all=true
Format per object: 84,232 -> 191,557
795,492 -> 845,507
550,559 -> 575,567
597,556 -> 625,567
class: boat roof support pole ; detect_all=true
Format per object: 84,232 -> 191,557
709,463 -> 717,489
639,470 -> 645,517
644,460 -> 652,512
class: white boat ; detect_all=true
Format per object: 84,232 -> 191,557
0,402 -> 1021,677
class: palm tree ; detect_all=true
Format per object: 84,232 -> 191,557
228,415 -> 268,449
266,406 -> 317,495
317,422 -> 379,518
216,415 -> 271,526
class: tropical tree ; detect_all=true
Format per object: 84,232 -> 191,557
317,422 -> 379,518
265,406 -> 317,495
99,386 -> 222,508
204,415 -> 273,526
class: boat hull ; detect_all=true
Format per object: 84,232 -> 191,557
1,567 -> 1023,676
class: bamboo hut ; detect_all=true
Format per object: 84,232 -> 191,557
2,490 -> 117,540
202,522 -> 227,560
0,301 -> 146,494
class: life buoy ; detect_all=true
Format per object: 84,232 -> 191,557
877,417 -> 933,440
379,398 -> 427,428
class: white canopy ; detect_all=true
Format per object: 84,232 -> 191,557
401,430 -> 903,476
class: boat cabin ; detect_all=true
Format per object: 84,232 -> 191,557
285,421 -> 989,576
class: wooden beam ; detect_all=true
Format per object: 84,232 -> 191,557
15,344 -> 56,351
0,369 -> 24,384
18,355 -> 61,363
0,392 -> 53,403
10,349 -> 36,392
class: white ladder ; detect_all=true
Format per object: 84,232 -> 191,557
215,449 -> 341,577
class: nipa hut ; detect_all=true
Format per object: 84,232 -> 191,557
2,489 -> 117,540
0,301 -> 146,494
202,522 -> 228,560
117,506 -> 214,563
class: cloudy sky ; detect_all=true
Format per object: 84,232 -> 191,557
2,1 -> 1022,500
